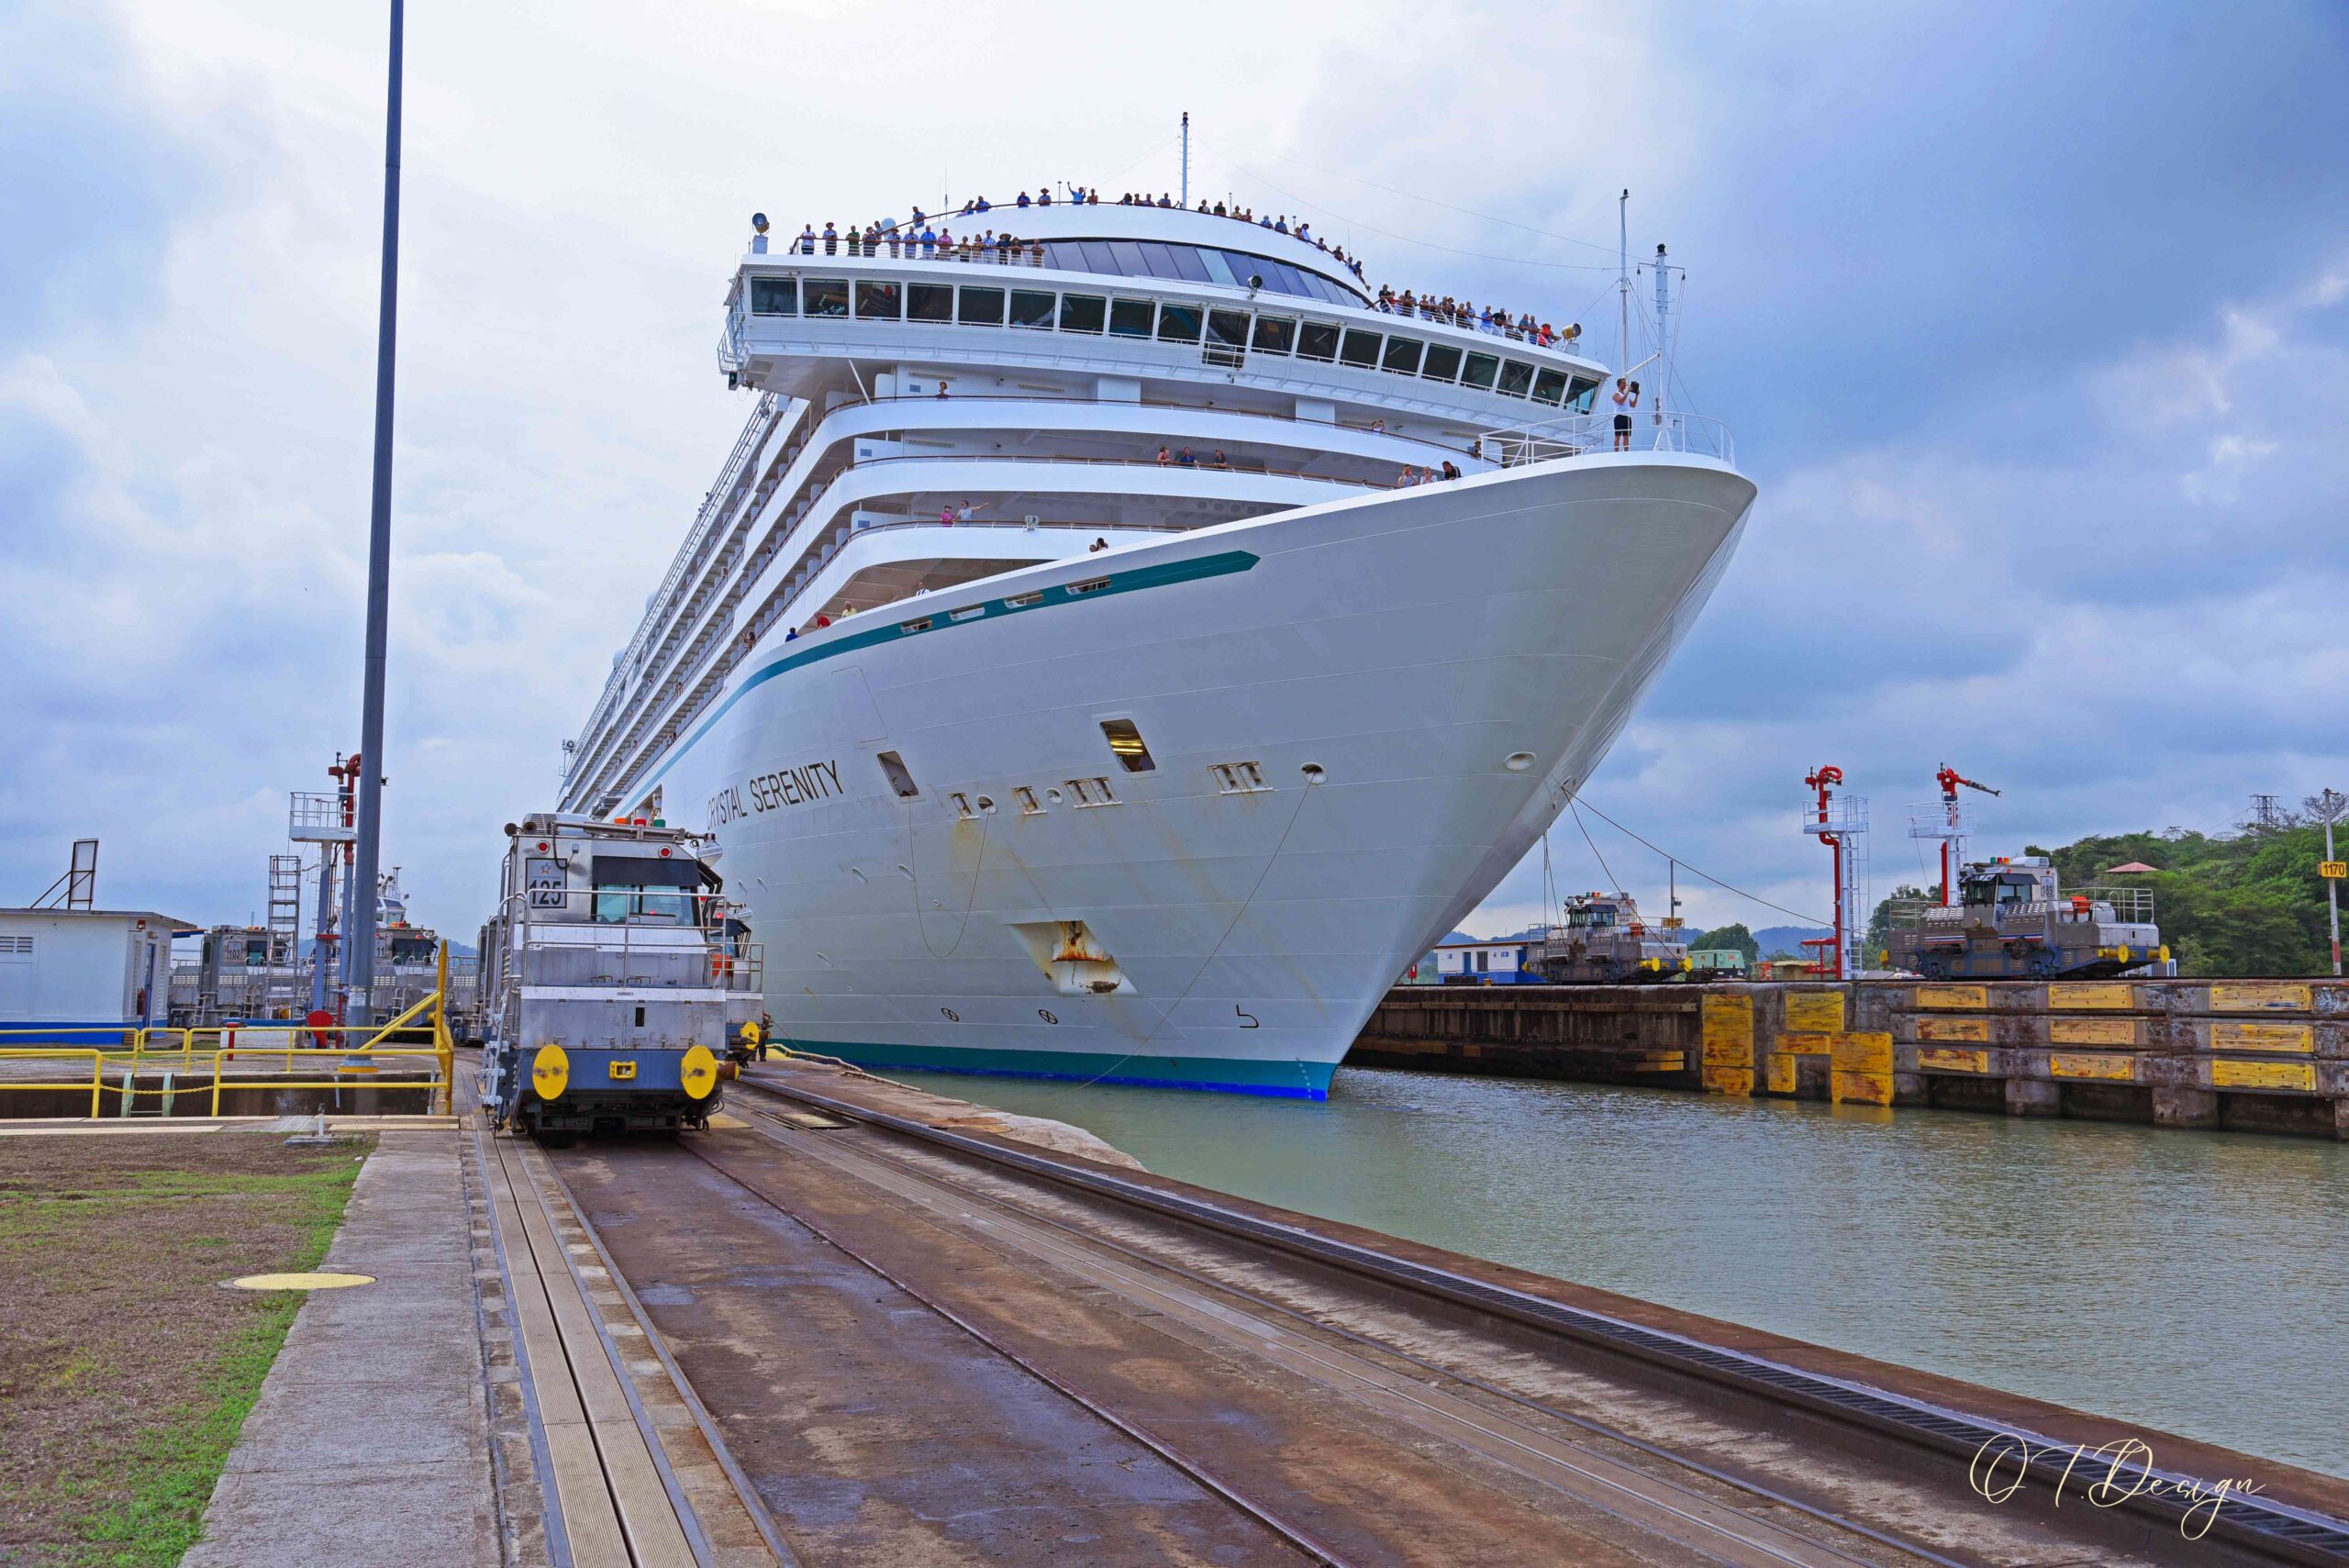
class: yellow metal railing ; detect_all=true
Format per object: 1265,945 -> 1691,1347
0,942 -> 459,1118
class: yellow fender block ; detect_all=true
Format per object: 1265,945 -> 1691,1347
530,1043 -> 569,1101
681,1043 -> 719,1101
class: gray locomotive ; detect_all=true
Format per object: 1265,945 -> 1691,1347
1882,857 -> 2165,980
1521,893 -> 1693,984
478,813 -> 762,1136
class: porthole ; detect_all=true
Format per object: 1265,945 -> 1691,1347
976,795 -> 997,815
1301,763 -> 1327,784
876,750 -> 919,798
1505,751 -> 1537,773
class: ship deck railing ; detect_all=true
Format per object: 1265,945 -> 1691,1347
1480,409 -> 1735,467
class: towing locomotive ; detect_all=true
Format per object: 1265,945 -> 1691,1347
479,813 -> 762,1136
1882,856 -> 2166,980
1521,893 -> 1693,984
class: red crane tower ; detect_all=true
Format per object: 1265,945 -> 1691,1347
1799,766 -> 1868,980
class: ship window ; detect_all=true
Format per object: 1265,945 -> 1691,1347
1078,240 -> 1119,274
750,277 -> 796,316
907,283 -> 953,322
1058,293 -> 1107,333
958,285 -> 1005,325
1106,239 -> 1147,276
1205,309 -> 1250,349
1165,245 -> 1212,284
1381,337 -> 1423,375
1566,375 -> 1600,413
1251,316 -> 1295,354
1461,351 -> 1499,390
1497,360 -> 1534,398
1099,718 -> 1156,773
875,750 -> 919,798
1339,329 -> 1382,368
853,280 -> 902,320
1420,343 -> 1462,382
1531,367 -> 1568,406
802,278 -> 849,317
1008,289 -> 1055,328
1196,247 -> 1239,287
1297,322 -> 1340,361
1134,240 -> 1185,280
1108,297 -> 1153,338
1156,304 -> 1202,343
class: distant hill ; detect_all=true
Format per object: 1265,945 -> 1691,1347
1752,925 -> 1832,957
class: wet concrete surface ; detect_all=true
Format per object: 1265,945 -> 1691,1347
552,1139 -> 1301,1565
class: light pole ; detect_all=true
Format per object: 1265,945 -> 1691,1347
347,0 -> 404,1022
2314,788 -> 2346,978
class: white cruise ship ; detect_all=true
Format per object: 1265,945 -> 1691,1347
555,189 -> 1754,1096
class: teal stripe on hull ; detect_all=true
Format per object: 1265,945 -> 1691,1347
639,548 -> 1260,796
779,1040 -> 1336,1100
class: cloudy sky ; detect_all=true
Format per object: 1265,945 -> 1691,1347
5,0 -> 2345,942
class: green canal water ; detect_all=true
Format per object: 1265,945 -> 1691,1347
882,1064 -> 2348,1479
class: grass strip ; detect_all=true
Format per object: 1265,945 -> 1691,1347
64,1151 -> 367,1568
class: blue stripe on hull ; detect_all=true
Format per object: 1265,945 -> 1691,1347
776,1040 -> 1336,1100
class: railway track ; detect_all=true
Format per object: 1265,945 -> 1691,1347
508,1068 -> 2349,1566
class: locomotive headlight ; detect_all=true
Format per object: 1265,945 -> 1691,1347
681,1044 -> 719,1101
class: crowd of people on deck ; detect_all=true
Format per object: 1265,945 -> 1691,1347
1372,284 -> 1580,350
787,218 -> 1049,264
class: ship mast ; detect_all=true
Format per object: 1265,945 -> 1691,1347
1180,111 -> 1190,206
1617,189 -> 1630,377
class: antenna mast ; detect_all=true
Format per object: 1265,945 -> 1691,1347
1617,189 -> 1630,376
1180,112 -> 1190,206
1653,243 -> 1670,418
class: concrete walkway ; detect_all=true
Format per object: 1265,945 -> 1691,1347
184,1129 -> 503,1568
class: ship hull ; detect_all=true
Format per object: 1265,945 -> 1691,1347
644,455 -> 1755,1095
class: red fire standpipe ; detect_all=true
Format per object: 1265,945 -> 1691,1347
1805,766 -> 1845,979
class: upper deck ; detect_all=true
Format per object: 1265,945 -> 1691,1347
723,201 -> 1611,423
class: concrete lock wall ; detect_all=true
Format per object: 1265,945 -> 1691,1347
1353,978 -> 2349,1140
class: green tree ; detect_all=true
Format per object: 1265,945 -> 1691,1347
1864,884 -> 1932,956
2008,820 -> 2332,976
1692,923 -> 1758,962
